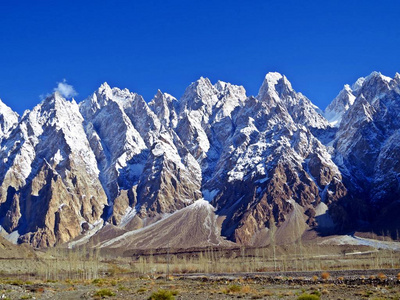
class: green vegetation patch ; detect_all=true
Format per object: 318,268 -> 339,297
148,289 -> 177,300
94,288 -> 116,297
223,284 -> 242,294
297,293 -> 320,300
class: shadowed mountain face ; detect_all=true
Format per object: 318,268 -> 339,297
0,71 -> 399,248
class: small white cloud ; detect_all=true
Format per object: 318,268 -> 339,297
39,93 -> 50,101
54,79 -> 78,99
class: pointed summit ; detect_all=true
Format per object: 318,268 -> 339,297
196,76 -> 211,85
0,98 -> 19,139
393,73 -> 400,86
180,77 -> 218,115
155,89 -> 163,98
351,77 -> 365,92
188,77 -> 215,98
264,72 -> 291,87
257,72 -> 328,130
354,71 -> 394,105
214,80 -> 228,92
264,72 -> 284,85
96,82 -> 113,99
364,71 -> 392,84
149,89 -> 179,128
150,89 -> 178,105
39,91 -> 69,111
325,84 -> 357,127
80,82 -> 116,117
0,98 -> 18,118
99,81 -> 111,90
257,72 -> 293,103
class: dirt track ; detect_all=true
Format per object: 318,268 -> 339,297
175,268 -> 400,282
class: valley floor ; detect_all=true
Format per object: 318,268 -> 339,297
1,235 -> 400,299
0,270 -> 400,299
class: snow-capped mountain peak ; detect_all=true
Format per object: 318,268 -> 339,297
364,71 -> 392,84
150,89 -> 178,107
212,81 -> 246,122
324,71 -> 394,128
257,72 -> 287,103
0,98 -> 19,140
148,90 -> 179,128
351,77 -> 365,92
264,71 -> 285,86
256,72 -> 329,130
214,80 -> 228,92
98,81 -> 112,94
324,84 -> 356,127
1,71 -> 400,249
324,71 -> 397,128
179,77 -> 219,115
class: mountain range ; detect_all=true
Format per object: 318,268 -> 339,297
0,71 -> 399,248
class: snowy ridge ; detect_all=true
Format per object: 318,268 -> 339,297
0,99 -> 19,140
324,84 -> 356,127
0,71 -> 399,248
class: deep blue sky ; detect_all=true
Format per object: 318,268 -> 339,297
1,0 -> 399,115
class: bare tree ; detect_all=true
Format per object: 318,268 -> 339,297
269,214 -> 277,271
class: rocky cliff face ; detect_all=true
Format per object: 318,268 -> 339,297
330,72 -> 400,232
200,73 -> 344,244
0,71 -> 399,248
0,93 -> 107,247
